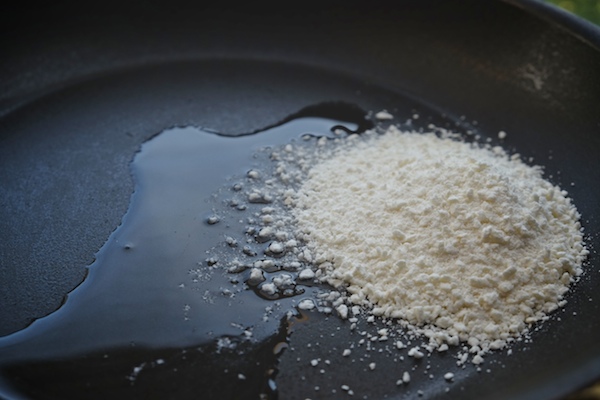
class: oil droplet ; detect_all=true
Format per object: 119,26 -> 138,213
273,342 -> 289,356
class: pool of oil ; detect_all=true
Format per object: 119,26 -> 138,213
0,103 -> 373,399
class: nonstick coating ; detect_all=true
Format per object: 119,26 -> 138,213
1,1 -> 599,399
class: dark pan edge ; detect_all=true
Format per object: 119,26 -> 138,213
505,0 -> 600,49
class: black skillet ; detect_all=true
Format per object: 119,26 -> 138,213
1,1 -> 599,399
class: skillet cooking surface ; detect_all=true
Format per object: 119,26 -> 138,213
1,1 -> 599,399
